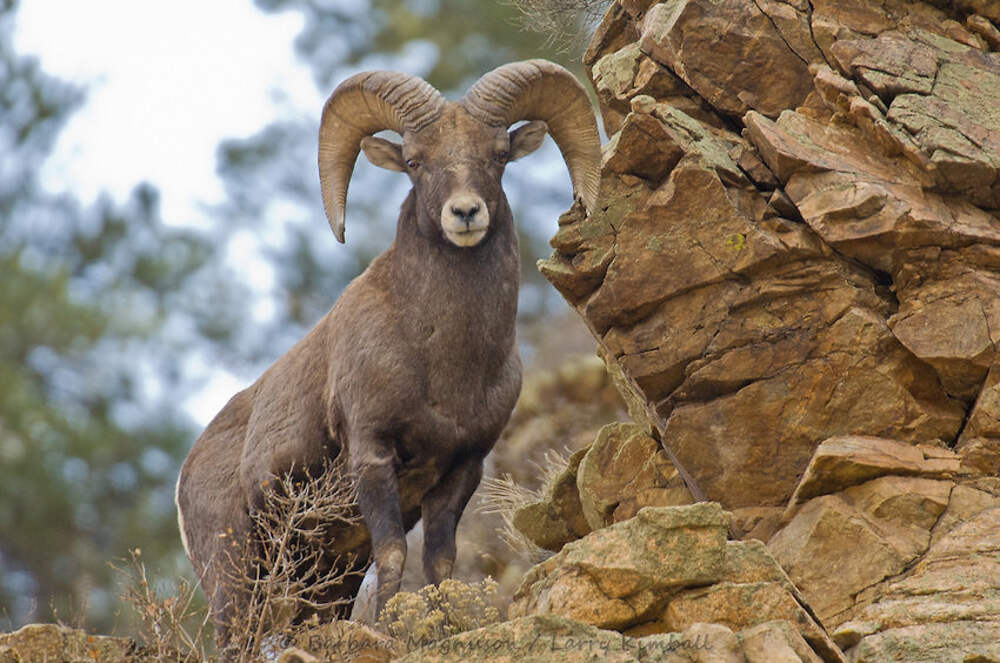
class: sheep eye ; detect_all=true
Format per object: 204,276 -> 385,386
406,159 -> 420,170
495,151 -> 509,163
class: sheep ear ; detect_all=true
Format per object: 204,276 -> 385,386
360,136 -> 406,172
508,121 -> 548,161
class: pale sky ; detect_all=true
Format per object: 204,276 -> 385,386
14,0 -> 323,228
14,0 -> 326,425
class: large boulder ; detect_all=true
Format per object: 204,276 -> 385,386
764,436 -> 1000,658
833,506 -> 1000,662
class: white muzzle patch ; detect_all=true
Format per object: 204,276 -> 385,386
441,192 -> 489,247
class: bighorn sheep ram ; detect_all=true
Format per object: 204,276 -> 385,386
175,59 -> 600,642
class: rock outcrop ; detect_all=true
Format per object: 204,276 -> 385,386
508,504 -> 844,662
268,566 -> 845,663
766,439 -> 1000,660
534,0 -> 1000,660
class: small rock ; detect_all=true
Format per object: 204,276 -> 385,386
630,94 -> 657,114
967,15 -> 1000,50
513,448 -> 591,551
277,647 -> 320,663
957,366 -> 1000,476
810,64 -> 861,111
294,620 -> 399,663
640,622 -> 744,663
576,422 -> 691,531
739,620 -> 824,663
602,112 -> 685,182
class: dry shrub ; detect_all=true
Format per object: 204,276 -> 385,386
218,457 -> 366,661
376,578 -> 502,652
118,457 -> 365,662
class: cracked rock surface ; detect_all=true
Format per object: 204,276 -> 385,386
508,504 -> 844,662
535,0 -> 1000,661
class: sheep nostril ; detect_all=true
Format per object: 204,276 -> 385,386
451,204 -> 480,221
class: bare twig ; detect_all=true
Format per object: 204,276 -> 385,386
117,456 -> 365,663
216,457 -> 366,662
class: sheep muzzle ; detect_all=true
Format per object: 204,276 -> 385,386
440,192 -> 489,247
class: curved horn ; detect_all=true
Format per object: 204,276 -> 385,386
461,60 -> 601,212
319,72 -> 445,242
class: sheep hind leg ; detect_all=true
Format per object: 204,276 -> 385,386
421,456 -> 484,585
355,456 -> 407,619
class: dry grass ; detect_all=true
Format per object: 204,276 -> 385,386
505,0 -> 612,53
113,549 -> 213,662
477,448 -> 573,564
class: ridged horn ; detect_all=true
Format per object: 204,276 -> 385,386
319,71 -> 445,242
461,59 -> 601,212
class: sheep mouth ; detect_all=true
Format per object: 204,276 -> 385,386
444,227 -> 488,247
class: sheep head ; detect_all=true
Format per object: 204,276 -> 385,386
318,60 -> 601,245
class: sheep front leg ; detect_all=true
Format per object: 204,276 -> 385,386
421,456 -> 484,585
355,453 -> 406,619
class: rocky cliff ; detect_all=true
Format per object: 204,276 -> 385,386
523,0 -> 1000,660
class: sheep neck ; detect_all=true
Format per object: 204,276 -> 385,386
388,191 -> 519,381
